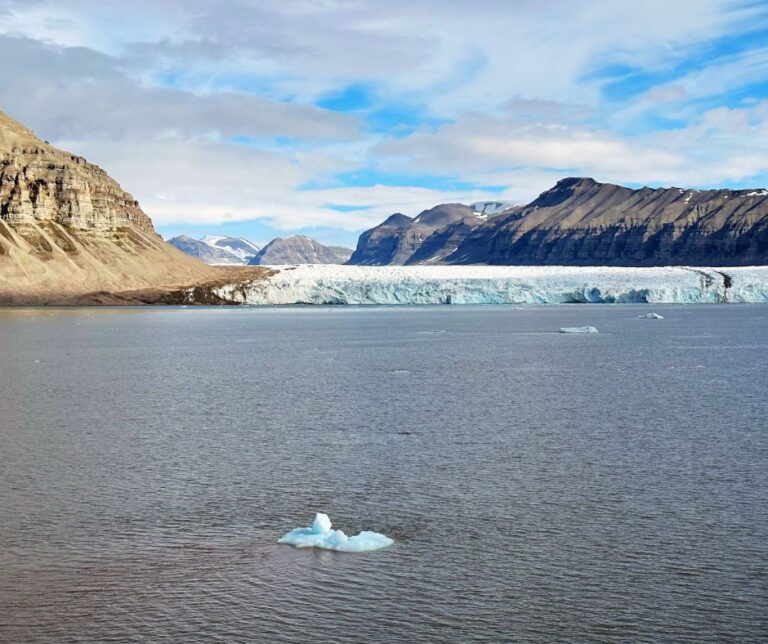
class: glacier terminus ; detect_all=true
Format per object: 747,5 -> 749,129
212,265 -> 768,306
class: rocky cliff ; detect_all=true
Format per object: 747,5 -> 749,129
350,178 -> 768,266
0,110 -> 219,303
249,235 -> 352,265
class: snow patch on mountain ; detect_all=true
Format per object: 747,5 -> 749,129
201,236 -> 260,262
469,201 -> 518,217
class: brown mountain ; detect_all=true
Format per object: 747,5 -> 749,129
249,235 -> 352,265
347,204 -> 483,265
0,110 -> 251,304
447,178 -> 768,265
350,178 -> 768,266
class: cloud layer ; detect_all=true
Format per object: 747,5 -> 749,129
0,0 -> 766,244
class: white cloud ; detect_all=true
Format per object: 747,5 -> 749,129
376,115 -> 687,183
0,36 -> 358,142
649,101 -> 768,185
62,134 -> 506,231
0,0 -> 766,238
3,0 -> 759,111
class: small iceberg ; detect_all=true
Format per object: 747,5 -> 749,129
559,326 -> 598,334
278,513 -> 394,552
637,312 -> 664,319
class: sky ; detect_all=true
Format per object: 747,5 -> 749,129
0,0 -> 767,248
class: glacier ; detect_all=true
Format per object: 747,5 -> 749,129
278,513 -> 394,552
213,265 -> 768,306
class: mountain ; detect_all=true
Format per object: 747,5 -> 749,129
447,178 -> 768,265
347,204 -> 484,265
0,109 -> 245,304
201,235 -> 260,263
346,213 -> 412,265
248,235 -> 353,265
169,235 -> 245,265
349,178 -> 768,266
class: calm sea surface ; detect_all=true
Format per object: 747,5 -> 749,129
1,305 -> 766,642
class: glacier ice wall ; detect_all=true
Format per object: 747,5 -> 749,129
214,265 -> 768,305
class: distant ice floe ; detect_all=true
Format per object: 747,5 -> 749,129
278,513 -> 394,552
212,265 -> 768,305
638,312 -> 664,319
560,326 -> 599,334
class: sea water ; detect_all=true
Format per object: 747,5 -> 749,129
0,304 -> 766,641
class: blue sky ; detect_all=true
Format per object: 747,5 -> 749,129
0,0 -> 767,247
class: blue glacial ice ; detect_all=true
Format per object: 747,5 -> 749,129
560,326 -> 599,334
212,265 -> 768,306
278,513 -> 394,552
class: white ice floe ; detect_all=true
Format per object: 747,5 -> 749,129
278,513 -> 394,552
213,265 -> 768,305
560,326 -> 598,333
638,312 -> 664,319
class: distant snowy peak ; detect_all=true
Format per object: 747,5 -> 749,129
469,201 -> 519,217
201,235 -> 260,262
168,234 -> 260,265
168,235 -> 245,265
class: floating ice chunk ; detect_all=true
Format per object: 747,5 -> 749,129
278,513 -> 394,552
312,512 -> 332,533
559,326 -> 598,334
638,312 -> 664,319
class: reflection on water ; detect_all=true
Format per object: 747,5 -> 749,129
1,304 -> 767,642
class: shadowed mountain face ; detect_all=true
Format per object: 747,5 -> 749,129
346,213 -> 413,265
0,109 -> 216,303
448,178 -> 768,265
350,178 -> 768,266
347,204 -> 486,265
248,235 -> 352,265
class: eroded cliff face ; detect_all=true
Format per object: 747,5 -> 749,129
0,110 -> 218,303
0,112 -> 153,232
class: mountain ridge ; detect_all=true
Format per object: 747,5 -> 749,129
249,235 -> 353,265
348,177 -> 768,266
347,203 -> 485,265
168,235 -> 250,265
